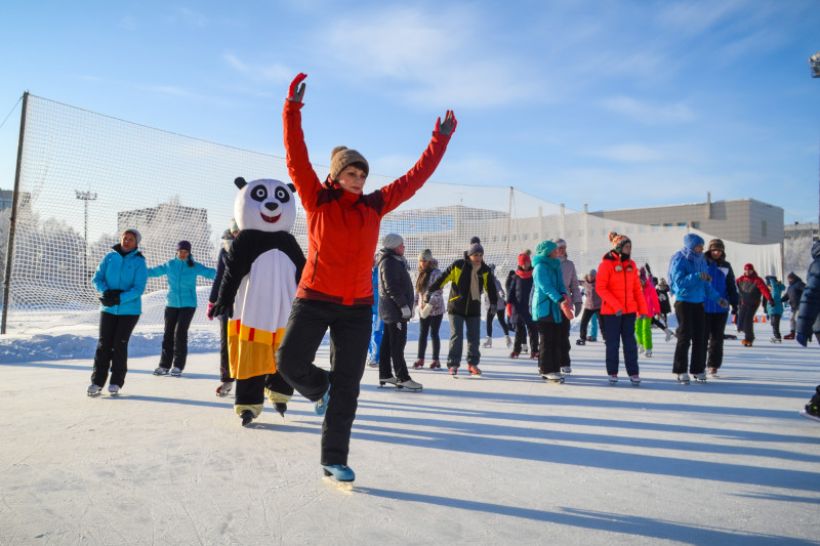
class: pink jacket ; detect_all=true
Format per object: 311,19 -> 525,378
643,277 -> 661,317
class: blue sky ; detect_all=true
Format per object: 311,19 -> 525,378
1,0 -> 818,222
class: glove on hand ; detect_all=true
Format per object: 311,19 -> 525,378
287,73 -> 307,103
99,290 -> 121,307
699,272 -> 712,282
401,305 -> 412,320
210,302 -> 232,319
206,302 -> 215,321
560,300 -> 574,320
435,110 -> 458,137
718,298 -> 729,309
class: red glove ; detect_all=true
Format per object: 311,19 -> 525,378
206,302 -> 215,321
506,303 -> 513,317
287,73 -> 307,103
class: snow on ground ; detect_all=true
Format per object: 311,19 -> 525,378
1,321 -> 819,545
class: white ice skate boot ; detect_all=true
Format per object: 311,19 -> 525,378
677,373 -> 691,384
87,384 -> 102,397
170,367 -> 182,377
644,349 -> 653,358
396,378 -> 423,391
505,335 -> 512,348
108,384 -> 120,396
216,381 -> 233,397
482,337 -> 492,348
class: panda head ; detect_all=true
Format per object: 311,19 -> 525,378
233,177 -> 297,233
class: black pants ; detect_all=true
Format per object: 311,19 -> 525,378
513,317 -> 538,354
276,298 -> 371,466
91,312 -> 140,388
579,308 -> 599,341
159,307 -> 196,370
673,301 -> 707,375
418,314 -> 443,360
705,312 -> 728,370
770,314 -> 782,339
235,373 -> 294,406
219,314 -> 233,383
486,309 -> 510,336
379,321 -> 410,381
536,320 -> 562,374
602,313 -> 638,376
559,316 -> 571,366
738,300 -> 760,341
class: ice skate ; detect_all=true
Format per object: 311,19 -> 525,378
770,336 -> 782,344
693,372 -> 707,383
637,346 -> 645,355
560,366 -> 572,375
482,337 -> 492,348
708,367 -> 720,378
274,402 -> 287,418
467,364 -> 482,377
429,360 -> 442,369
216,381 -> 233,397
588,337 -> 597,342
396,378 -> 423,391
379,376 -> 399,387
509,351 -> 519,359
644,349 -> 653,358
367,359 -> 378,368
153,366 -> 169,376
170,366 -> 183,377
322,464 -> 356,485
314,386 -> 330,416
108,384 -> 120,396
521,345 -> 528,354
575,338 -> 586,346
784,332 -> 796,340
676,373 -> 691,385
741,339 -> 753,347
412,359 -> 424,369
505,335 -> 512,348
240,410 -> 255,427
448,366 -> 458,377
87,384 -> 102,397
801,410 -> 820,423
664,329 -> 675,342
542,372 -> 564,383
629,375 -> 641,386
608,374 -> 618,385
530,352 -> 539,360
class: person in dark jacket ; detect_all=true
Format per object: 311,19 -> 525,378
795,240 -> 820,421
426,237 -> 498,376
703,239 -> 739,376
87,228 -> 148,397
276,73 -> 455,482
736,263 -> 774,346
784,272 -> 806,340
483,263 -> 511,349
655,278 -> 672,324
376,234 -> 421,390
414,249 -> 445,369
507,252 -> 539,359
148,240 -> 216,377
208,226 -> 239,396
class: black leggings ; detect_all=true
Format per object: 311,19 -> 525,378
486,308 -> 510,336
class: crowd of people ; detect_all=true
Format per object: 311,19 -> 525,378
84,73 -> 820,485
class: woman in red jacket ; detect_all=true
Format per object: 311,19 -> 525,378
596,233 -> 648,385
276,73 -> 456,484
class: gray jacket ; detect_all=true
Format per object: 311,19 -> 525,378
414,263 -> 445,317
378,249 -> 414,324
559,256 -> 582,304
581,277 -> 602,310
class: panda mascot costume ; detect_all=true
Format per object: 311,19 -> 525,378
211,177 -> 306,426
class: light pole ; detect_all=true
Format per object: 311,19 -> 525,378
75,190 -> 97,277
811,52 -> 820,227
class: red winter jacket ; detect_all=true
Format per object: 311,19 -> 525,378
283,100 -> 452,306
596,251 -> 648,316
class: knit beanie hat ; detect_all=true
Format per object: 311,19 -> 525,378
708,238 -> 725,253
330,146 -> 369,181
553,238 -> 567,249
535,240 -> 557,257
683,233 -> 705,250
517,252 -> 531,267
123,228 -> 141,246
382,233 -> 404,250
419,248 -> 433,262
177,240 -> 192,252
608,231 -> 630,254
467,236 -> 484,256
589,269 -> 596,277
744,263 -> 755,271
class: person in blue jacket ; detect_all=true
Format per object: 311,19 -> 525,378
87,228 -> 148,397
668,233 -> 727,384
148,240 -> 216,377
703,239 -> 738,377
764,275 -> 785,342
531,240 -> 573,382
367,257 -> 384,368
796,240 -> 820,421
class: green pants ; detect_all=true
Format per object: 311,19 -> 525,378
635,316 -> 653,350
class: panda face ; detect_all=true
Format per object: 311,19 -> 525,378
234,178 -> 297,233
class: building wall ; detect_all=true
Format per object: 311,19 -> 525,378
589,199 -> 784,244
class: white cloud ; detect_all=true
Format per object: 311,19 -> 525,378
602,96 -> 695,125
593,144 -> 666,163
222,53 -> 292,84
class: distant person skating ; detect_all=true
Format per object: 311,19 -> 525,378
148,240 -> 216,378
795,240 -> 820,422
703,239 -> 738,377
483,263 -> 511,349
577,269 -> 602,345
87,229 -> 147,397
531,240 -> 573,383
208,225 -> 239,396
764,275 -> 785,343
414,250 -> 444,369
783,272 -> 806,340
507,252 -> 539,359
736,263 -> 773,347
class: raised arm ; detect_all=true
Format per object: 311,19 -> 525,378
282,73 -> 321,211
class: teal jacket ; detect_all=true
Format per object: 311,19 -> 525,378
531,254 -> 567,322
764,277 -> 785,316
147,257 -> 216,308
92,246 -> 148,316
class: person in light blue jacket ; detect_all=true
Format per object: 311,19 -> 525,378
668,233 -> 727,383
764,275 -> 785,341
531,240 -> 572,382
147,240 -> 216,376
87,228 -> 148,397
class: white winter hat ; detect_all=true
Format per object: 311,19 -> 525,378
382,233 -> 404,250
122,228 -> 141,245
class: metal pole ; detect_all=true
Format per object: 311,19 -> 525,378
506,186 -> 513,254
75,190 -> 97,278
2,92 -> 29,335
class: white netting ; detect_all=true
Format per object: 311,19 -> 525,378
0,95 -> 783,334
